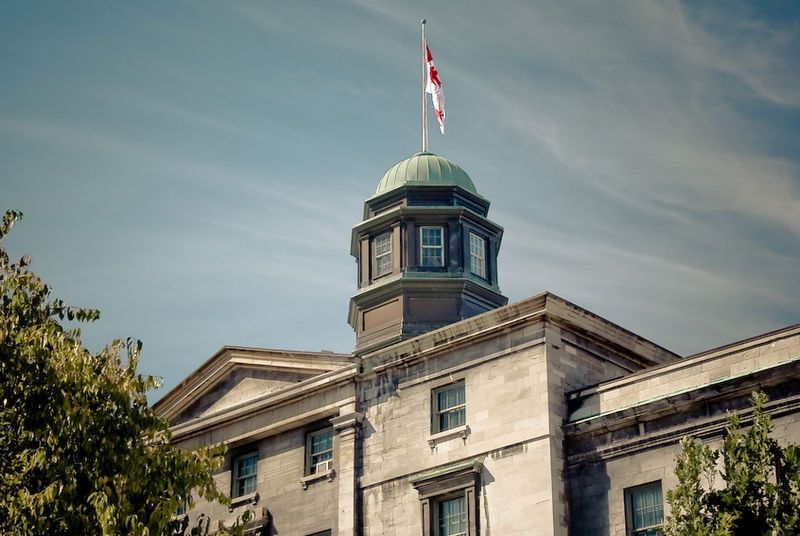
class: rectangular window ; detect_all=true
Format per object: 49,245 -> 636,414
433,382 -> 466,433
374,233 -> 392,277
468,233 -> 486,278
420,226 -> 445,267
307,428 -> 334,474
412,459 -> 480,536
438,496 -> 467,536
232,452 -> 258,497
625,481 -> 664,536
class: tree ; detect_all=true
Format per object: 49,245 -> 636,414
0,210 -> 241,535
665,391 -> 800,536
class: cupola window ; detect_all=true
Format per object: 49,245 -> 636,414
468,233 -> 486,279
374,233 -> 392,277
420,226 -> 445,267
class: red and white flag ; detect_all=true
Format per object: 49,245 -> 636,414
426,45 -> 445,134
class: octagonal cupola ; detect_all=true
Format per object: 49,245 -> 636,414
348,152 -> 507,352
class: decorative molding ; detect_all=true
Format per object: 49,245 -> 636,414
410,455 -> 484,498
154,347 -> 353,420
427,424 -> 470,448
331,411 -> 364,432
167,369 -> 358,442
228,491 -> 259,511
300,468 -> 336,490
411,456 -> 483,536
567,392 -> 800,466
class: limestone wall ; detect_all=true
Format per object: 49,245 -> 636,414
359,323 -> 556,535
180,422 -> 339,535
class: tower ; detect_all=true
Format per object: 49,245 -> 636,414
348,151 -> 507,352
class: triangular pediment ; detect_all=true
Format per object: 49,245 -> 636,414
154,346 -> 353,425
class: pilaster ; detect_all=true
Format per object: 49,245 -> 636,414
332,411 -> 363,536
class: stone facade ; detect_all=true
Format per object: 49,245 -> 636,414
566,324 -> 800,535
154,294 -> 800,535
155,152 -> 800,535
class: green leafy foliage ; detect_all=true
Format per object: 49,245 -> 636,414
0,211 -> 246,535
665,392 -> 800,536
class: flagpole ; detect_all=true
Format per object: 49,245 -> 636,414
421,19 -> 428,153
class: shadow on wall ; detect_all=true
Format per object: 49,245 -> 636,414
481,465 -> 496,535
567,460 -> 611,535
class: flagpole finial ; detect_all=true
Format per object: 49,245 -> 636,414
421,19 -> 426,25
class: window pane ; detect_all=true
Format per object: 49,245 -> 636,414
438,384 -> 464,411
439,496 -> 466,536
311,430 -> 332,455
237,475 -> 256,496
422,227 -> 443,246
440,407 -> 465,431
237,455 -> 257,478
375,234 -> 391,255
628,482 -> 664,534
376,255 -> 391,275
421,249 -> 442,266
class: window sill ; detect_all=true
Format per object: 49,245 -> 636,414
373,269 -> 393,280
427,424 -> 470,448
228,491 -> 259,511
300,468 -> 336,490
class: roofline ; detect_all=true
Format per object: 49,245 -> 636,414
367,182 -> 489,204
167,362 -> 359,443
542,292 -> 679,359
686,322 -> 800,359
358,291 -> 680,372
569,323 -> 800,400
370,152 -> 482,201
152,345 -> 353,417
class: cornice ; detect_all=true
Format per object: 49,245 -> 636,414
154,346 -> 352,421
358,292 -> 677,374
568,324 -> 800,410
566,358 -> 800,434
566,392 -> 800,466
168,364 -> 358,442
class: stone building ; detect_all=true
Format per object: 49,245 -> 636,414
154,152 -> 800,536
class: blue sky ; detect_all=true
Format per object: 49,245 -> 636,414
2,1 -> 799,396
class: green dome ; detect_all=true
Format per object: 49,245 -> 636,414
373,152 -> 478,197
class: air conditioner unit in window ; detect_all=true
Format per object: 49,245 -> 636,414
314,460 -> 333,474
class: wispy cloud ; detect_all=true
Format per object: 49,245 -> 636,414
3,0 -> 797,390
422,0 -> 800,236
